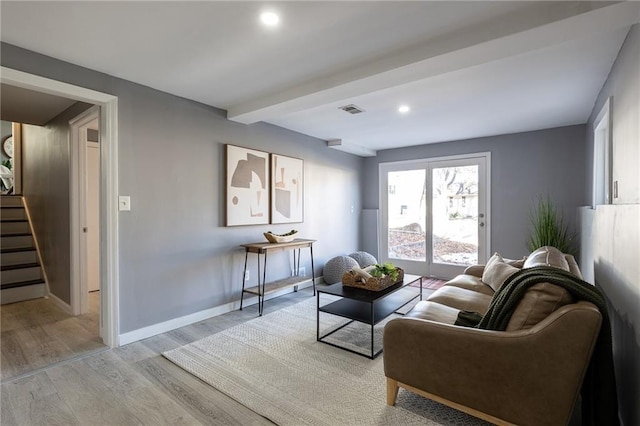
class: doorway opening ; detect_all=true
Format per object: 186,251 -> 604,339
0,66 -> 119,348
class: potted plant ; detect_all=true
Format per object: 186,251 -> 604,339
527,195 -> 576,255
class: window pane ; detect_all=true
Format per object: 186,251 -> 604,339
432,166 -> 478,265
387,170 -> 426,261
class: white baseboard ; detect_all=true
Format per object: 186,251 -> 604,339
48,292 -> 73,314
118,279 -> 318,346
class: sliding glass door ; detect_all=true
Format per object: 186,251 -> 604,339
380,154 -> 489,279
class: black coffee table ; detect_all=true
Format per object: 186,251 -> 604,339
316,274 -> 422,359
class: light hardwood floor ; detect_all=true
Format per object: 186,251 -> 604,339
1,289 -> 319,426
1,292 -> 105,383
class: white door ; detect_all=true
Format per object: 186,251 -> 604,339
86,140 -> 100,292
380,153 -> 490,279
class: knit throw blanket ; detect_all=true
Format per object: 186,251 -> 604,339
455,266 -> 619,426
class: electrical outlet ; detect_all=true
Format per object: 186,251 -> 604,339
244,270 -> 250,281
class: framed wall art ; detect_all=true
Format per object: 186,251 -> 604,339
271,153 -> 304,224
226,144 -> 270,226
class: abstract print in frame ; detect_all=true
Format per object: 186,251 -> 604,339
271,153 -> 303,224
226,145 -> 270,226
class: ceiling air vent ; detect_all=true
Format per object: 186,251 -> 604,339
338,104 -> 365,115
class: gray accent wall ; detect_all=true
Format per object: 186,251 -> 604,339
363,125 -> 587,259
584,24 -> 639,426
1,43 -> 364,334
21,102 -> 92,304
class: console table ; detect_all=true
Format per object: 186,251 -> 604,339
240,239 -> 316,316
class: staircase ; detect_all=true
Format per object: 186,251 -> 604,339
1,195 -> 46,304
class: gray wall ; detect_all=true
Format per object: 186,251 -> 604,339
363,125 -> 587,259
1,43 -> 364,334
21,102 -> 92,304
584,24 -> 639,426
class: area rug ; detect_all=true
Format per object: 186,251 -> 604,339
422,277 -> 448,290
163,297 -> 490,426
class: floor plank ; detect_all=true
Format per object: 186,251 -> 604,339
45,362 -> 145,425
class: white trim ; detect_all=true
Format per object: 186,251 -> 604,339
592,97 -> 612,207
118,281 -> 315,346
1,66 -> 120,348
47,292 -> 73,315
69,106 -> 100,316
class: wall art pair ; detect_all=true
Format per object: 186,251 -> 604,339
225,144 -> 303,226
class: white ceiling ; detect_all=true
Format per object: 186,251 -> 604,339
1,1 -> 638,156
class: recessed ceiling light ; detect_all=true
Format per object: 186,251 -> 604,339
260,11 -> 280,27
398,105 -> 411,114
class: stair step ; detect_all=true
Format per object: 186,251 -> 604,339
0,208 -> 26,220
1,262 -> 40,271
1,249 -> 38,266
1,278 -> 45,290
1,231 -> 31,237
0,246 -> 36,254
0,196 -> 23,207
0,221 -> 30,235
1,281 -> 46,304
0,234 -> 34,249
1,265 -> 42,284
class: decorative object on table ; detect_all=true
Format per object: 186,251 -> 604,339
323,255 -> 359,284
263,229 -> 298,243
348,251 -> 377,268
270,153 -> 303,224
342,262 -> 404,291
527,195 -> 576,255
226,144 -> 270,226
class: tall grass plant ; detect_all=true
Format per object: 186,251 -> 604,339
527,196 -> 576,255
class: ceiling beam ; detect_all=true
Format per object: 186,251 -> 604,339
227,1 -> 640,125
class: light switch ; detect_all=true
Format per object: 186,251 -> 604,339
119,196 -> 131,211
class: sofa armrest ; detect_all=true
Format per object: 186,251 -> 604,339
463,264 -> 485,277
383,302 -> 601,426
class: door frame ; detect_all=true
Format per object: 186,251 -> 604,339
379,152 -> 491,279
1,66 -> 120,348
70,106 -> 100,316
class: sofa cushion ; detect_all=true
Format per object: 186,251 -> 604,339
507,246 -> 574,331
444,274 -> 494,296
405,300 -> 459,324
482,258 -> 520,292
428,286 -> 492,315
506,281 -> 575,330
523,246 -> 569,271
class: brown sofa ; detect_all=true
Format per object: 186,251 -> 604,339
383,246 -> 602,426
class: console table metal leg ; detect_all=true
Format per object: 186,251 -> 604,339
293,249 -> 300,292
240,252 -> 248,310
259,252 -> 268,316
